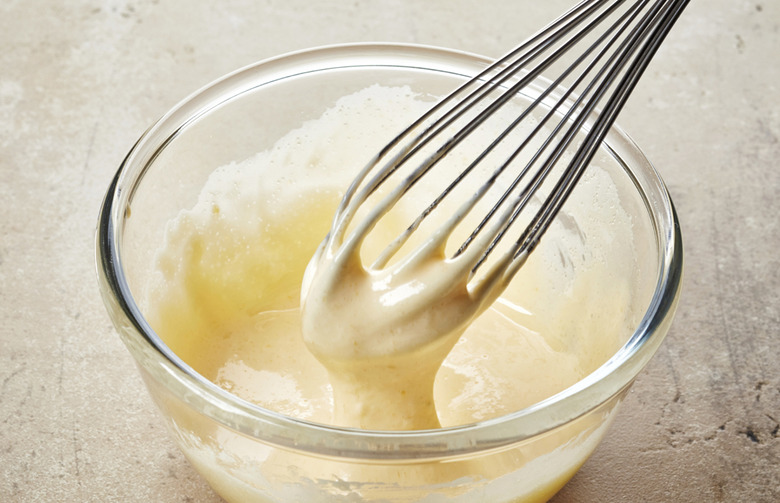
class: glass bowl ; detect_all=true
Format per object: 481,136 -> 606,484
96,43 -> 682,502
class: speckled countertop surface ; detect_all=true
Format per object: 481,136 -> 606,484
1,1 -> 778,501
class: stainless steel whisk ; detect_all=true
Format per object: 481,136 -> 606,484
308,0 -> 689,320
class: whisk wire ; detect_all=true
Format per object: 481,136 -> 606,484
330,0 -> 628,251
360,0 -> 646,271
372,0 -> 649,272
498,0 -> 664,258
456,0 -> 653,267
516,0 -> 689,259
324,0 -> 688,295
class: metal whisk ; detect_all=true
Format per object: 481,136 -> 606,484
304,0 -> 689,335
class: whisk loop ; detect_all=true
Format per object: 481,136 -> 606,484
312,0 -> 688,317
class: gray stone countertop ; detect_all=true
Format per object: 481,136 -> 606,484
1,0 -> 778,501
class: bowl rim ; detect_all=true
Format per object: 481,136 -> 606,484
96,42 -> 683,460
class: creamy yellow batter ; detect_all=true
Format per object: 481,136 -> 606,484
145,85 -> 636,434
141,84 -> 643,502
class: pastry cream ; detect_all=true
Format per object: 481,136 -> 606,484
143,84 -> 640,500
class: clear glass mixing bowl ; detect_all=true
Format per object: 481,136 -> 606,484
96,43 -> 682,502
